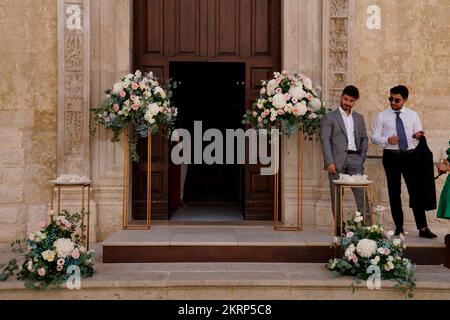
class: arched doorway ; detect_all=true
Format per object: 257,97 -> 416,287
132,0 -> 281,221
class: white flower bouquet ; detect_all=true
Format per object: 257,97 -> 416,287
93,70 -> 177,161
0,210 -> 95,289
327,212 -> 416,298
242,70 -> 326,138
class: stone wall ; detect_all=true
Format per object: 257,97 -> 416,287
353,0 -> 450,232
0,0 -> 449,243
0,0 -> 58,242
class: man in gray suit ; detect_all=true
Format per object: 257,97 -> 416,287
320,85 -> 369,235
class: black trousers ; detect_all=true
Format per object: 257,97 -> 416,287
382,150 -> 428,230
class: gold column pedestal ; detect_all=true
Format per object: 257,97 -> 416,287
333,180 -> 374,239
274,133 -> 303,231
49,180 -> 91,250
122,129 -> 152,230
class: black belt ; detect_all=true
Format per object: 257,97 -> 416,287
345,150 -> 360,154
384,149 -> 414,155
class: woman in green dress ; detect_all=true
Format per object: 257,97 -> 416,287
436,142 -> 450,219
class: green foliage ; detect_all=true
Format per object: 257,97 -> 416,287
92,70 -> 177,162
326,212 -> 416,299
0,210 -> 95,290
242,71 -> 326,138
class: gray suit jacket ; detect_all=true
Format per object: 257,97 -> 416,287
320,108 -> 368,169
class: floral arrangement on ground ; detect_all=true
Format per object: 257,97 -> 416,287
242,70 -> 326,138
326,211 -> 416,298
0,210 -> 95,290
93,70 -> 177,161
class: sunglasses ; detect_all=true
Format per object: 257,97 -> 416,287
388,97 -> 402,103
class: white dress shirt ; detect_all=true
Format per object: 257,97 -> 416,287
371,107 -> 422,150
338,107 -> 357,151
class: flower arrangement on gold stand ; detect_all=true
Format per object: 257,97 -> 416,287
0,210 -> 95,290
93,70 -> 177,161
242,70 -> 326,138
327,210 -> 416,298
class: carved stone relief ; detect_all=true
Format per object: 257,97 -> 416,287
325,0 -> 352,108
58,0 -> 90,176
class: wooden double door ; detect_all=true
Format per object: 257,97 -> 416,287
132,0 -> 281,220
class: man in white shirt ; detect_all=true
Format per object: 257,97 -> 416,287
320,86 -> 369,236
371,85 -> 437,238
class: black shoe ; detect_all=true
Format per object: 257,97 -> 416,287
419,228 -> 437,239
394,227 -> 404,236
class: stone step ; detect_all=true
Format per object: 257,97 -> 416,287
102,226 -> 450,265
2,261 -> 450,300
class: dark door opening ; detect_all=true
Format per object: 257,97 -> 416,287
169,62 -> 245,221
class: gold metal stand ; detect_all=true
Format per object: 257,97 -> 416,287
49,181 -> 91,250
274,133 -> 303,231
333,181 -> 374,238
122,129 -> 152,230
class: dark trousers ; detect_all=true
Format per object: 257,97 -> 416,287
382,150 -> 428,230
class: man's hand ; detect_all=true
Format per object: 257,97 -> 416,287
388,134 -> 399,145
436,163 -> 450,173
413,131 -> 425,139
327,164 -> 337,174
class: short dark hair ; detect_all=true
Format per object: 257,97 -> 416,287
342,85 -> 360,100
390,85 -> 409,99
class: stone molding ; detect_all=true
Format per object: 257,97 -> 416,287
57,0 -> 91,177
322,0 -> 354,109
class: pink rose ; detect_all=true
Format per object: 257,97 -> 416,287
260,88 -> 266,95
57,258 -> 65,266
130,95 -> 137,101
57,265 -> 63,272
292,107 -> 299,115
38,268 -> 46,276
71,249 -> 80,259
384,248 -> 391,255
252,111 -> 258,117
119,91 -> 126,98
258,116 -> 263,123
38,221 -> 46,230
65,222 -> 72,228
113,104 -> 120,112
131,103 -> 139,110
291,98 -> 298,104
283,94 -> 290,100
275,88 -> 282,94
131,82 -> 139,90
277,109 -> 285,116
305,93 -> 313,101
346,232 -> 354,238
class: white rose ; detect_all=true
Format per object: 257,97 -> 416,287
296,102 -> 308,116
272,93 -> 286,109
356,239 -> 378,258
27,260 -> 33,271
147,103 -> 160,116
153,86 -> 166,99
308,98 -> 322,111
303,77 -> 313,90
113,82 -> 123,94
54,238 -> 75,258
289,86 -> 306,100
393,239 -> 402,247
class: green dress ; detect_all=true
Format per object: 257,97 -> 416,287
437,142 -> 450,219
